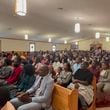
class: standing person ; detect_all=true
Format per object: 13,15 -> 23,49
11,65 -> 54,110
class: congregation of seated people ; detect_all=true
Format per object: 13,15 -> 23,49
0,49 -> 110,110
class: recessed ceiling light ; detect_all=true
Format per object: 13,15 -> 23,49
88,24 -> 92,26
52,45 -> 56,51
25,34 -> 28,40
106,37 -> 110,42
75,23 -> 80,33
7,27 -> 12,30
74,17 -> 78,20
58,8 -> 63,10
75,42 -> 78,45
48,38 -> 52,42
73,17 -> 83,20
64,40 -> 67,44
95,32 -> 100,39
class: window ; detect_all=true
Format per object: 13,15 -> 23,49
52,45 -> 56,51
29,43 -> 35,52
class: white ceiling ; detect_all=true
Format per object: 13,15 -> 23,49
0,0 -> 110,43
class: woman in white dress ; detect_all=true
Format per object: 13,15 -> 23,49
97,62 -> 110,102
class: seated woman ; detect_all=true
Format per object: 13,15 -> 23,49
89,60 -> 100,83
48,65 -> 56,79
68,62 -> 93,110
56,63 -> 72,87
0,59 -> 13,80
10,64 -> 36,98
52,57 -> 61,72
16,64 -> 36,92
54,66 -> 62,81
0,87 -> 10,110
97,62 -> 110,102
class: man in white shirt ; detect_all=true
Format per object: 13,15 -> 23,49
10,65 -> 54,110
72,57 -> 82,75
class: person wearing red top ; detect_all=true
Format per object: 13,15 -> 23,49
89,61 -> 100,83
6,66 -> 23,84
0,57 -> 23,86
6,57 -> 23,84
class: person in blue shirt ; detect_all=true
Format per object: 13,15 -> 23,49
72,57 -> 82,75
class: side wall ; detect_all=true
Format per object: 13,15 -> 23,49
0,38 -> 70,51
78,38 -> 110,51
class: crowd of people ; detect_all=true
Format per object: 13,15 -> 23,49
0,49 -> 110,110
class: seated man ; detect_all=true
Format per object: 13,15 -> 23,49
68,62 -> 93,110
0,87 -> 10,110
10,65 -> 54,110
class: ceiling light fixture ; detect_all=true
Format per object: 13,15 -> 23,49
75,41 -> 78,45
48,38 -> 52,43
15,0 -> 27,16
75,23 -> 80,33
52,45 -> 56,51
106,37 -> 110,42
64,40 -> 67,44
95,32 -> 100,39
58,8 -> 63,10
25,34 -> 28,40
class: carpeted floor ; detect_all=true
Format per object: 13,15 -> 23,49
96,99 -> 110,108
96,107 -> 110,110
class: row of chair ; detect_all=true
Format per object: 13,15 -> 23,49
2,77 -> 96,110
52,76 -> 96,110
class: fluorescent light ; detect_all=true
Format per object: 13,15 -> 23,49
64,40 -> 67,44
48,38 -> 52,42
52,48 -> 56,51
52,45 -> 56,48
75,23 -> 80,33
25,34 -> 28,40
15,0 -> 27,16
95,32 -> 100,39
52,45 -> 56,51
106,37 -> 110,42
75,41 -> 78,45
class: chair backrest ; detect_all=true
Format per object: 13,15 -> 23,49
88,76 -> 96,110
1,102 -> 15,110
52,84 -> 78,110
52,76 -> 96,110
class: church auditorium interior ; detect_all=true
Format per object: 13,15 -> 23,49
0,0 -> 110,110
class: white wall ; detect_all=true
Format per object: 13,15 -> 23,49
35,42 -> 53,51
78,38 -> 110,50
0,38 -> 71,51
56,44 -> 70,50
1,39 -> 30,51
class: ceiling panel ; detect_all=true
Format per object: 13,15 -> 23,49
0,0 -> 110,43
